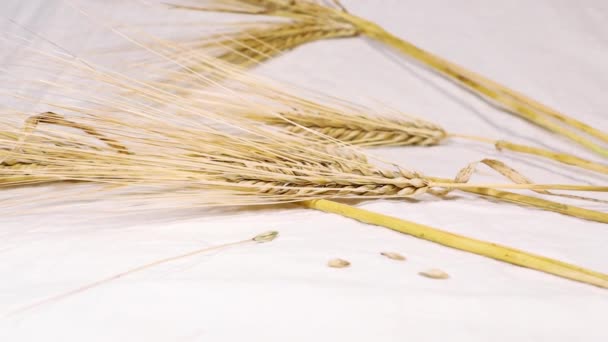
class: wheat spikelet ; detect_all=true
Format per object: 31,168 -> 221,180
172,20 -> 357,70
169,0 -> 608,157
261,111 -> 446,147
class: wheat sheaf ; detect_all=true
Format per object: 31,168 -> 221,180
1,19 -> 607,289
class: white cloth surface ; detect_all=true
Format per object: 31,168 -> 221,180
1,1 -> 608,341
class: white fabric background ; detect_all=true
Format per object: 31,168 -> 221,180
1,1 -> 607,341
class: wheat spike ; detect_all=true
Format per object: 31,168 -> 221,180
260,111 -> 446,147
175,20 -> 357,70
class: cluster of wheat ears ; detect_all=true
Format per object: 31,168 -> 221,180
1,0 -> 608,295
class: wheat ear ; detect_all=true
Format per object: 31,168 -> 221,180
163,20 -> 357,72
171,0 -> 608,157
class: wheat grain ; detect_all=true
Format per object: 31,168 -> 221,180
328,258 -> 350,268
380,252 -> 406,261
253,230 -> 280,242
419,269 -> 449,280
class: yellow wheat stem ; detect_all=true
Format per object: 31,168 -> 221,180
305,199 -> 608,289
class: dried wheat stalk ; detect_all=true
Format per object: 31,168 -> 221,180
169,0 -> 608,157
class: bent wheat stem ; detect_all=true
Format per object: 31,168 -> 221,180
429,182 -> 608,192
494,140 -> 608,175
449,134 -> 608,175
444,186 -> 608,224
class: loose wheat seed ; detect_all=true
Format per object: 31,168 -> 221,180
380,252 -> 406,261
253,231 -> 279,243
328,258 -> 350,268
419,269 -> 449,279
